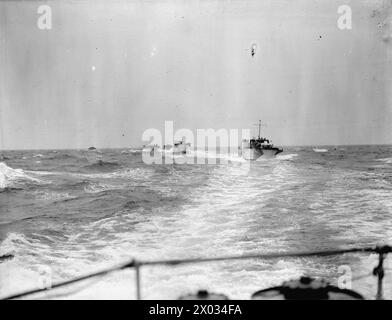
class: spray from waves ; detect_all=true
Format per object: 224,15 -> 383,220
0,232 -> 97,298
83,182 -> 123,194
276,153 -> 298,161
0,162 -> 42,190
0,232 -> 33,255
377,157 -> 392,164
75,167 -> 154,180
33,190 -> 76,201
173,150 -> 247,164
0,230 -> 302,299
190,150 -> 299,163
24,170 -> 62,176
156,150 -> 296,164
25,167 -> 154,182
121,149 -> 142,154
313,148 -> 328,153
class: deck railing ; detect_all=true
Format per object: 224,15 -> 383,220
2,245 -> 391,300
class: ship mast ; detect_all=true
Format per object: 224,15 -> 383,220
258,120 -> 261,139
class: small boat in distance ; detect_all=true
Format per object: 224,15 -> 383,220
143,139 -> 191,156
142,143 -> 160,154
173,139 -> 191,154
241,120 -> 283,160
162,138 -> 191,154
88,146 -> 96,151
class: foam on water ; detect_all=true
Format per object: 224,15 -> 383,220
377,157 -> 392,164
32,191 -> 75,201
276,153 -> 298,161
1,146 -> 392,299
83,182 -> 123,194
0,162 -> 41,190
75,168 -> 153,180
121,149 -> 141,154
173,150 -> 248,164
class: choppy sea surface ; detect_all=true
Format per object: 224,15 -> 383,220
1,145 -> 392,299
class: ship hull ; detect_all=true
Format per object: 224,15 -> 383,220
173,144 -> 189,154
242,148 -> 263,160
242,148 -> 282,160
241,140 -> 283,160
162,143 -> 190,154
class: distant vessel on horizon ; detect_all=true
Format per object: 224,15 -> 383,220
162,138 -> 191,154
143,138 -> 191,155
241,120 -> 283,160
142,143 -> 159,155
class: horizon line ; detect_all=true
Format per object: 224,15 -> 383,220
1,143 -> 392,152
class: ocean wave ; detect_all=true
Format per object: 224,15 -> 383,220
76,168 -> 153,180
313,148 -> 328,153
376,157 -> 392,164
2,147 -> 392,299
84,182 -> 123,194
27,167 -> 152,181
43,153 -> 88,162
0,186 -> 22,193
83,160 -> 120,171
32,154 -> 44,158
48,153 -> 77,160
276,153 -> 298,161
184,150 -> 247,163
33,191 -> 75,201
0,233 -> 31,255
24,170 -> 61,176
121,149 -> 142,154
0,162 -> 42,190
0,254 -> 14,263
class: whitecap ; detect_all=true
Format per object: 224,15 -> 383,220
84,182 -> 122,193
33,191 -> 75,201
276,153 -> 298,161
121,149 -> 141,154
0,162 -> 41,189
76,168 -> 153,180
376,157 -> 392,164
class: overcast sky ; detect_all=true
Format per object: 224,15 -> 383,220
0,0 -> 391,149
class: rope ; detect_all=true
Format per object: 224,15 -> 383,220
139,246 -> 376,267
1,245 -> 390,300
2,260 -> 136,300
33,276 -> 108,300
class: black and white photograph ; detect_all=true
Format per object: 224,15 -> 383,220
0,0 -> 392,305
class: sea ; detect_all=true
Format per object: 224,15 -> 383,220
0,145 -> 392,299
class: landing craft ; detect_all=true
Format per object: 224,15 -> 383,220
241,120 -> 283,160
142,143 -> 160,155
160,138 -> 191,154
